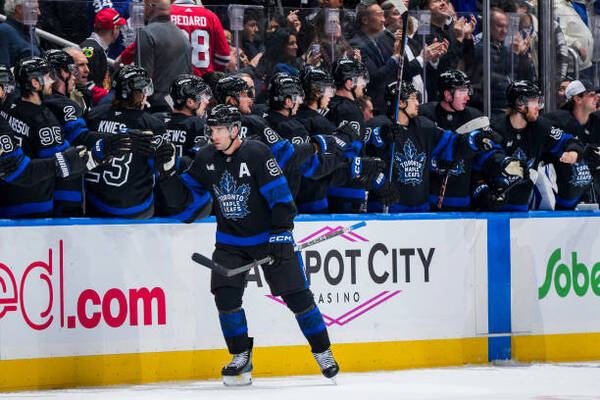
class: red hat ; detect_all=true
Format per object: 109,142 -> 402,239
95,8 -> 126,30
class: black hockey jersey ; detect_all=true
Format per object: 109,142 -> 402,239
420,102 -> 484,210
0,99 -> 70,217
154,112 -> 206,157
185,140 -> 296,245
371,115 -> 476,212
86,106 -> 166,218
295,106 -> 336,136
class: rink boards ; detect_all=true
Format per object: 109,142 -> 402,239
0,212 -> 599,390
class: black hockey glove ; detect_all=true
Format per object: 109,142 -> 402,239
54,146 -> 89,178
354,157 -> 386,185
335,121 -> 363,143
0,155 -> 21,179
372,179 -> 401,207
584,144 -> 600,171
310,135 -> 338,154
92,134 -> 132,163
129,129 -> 156,158
501,157 -> 529,180
467,129 -> 495,152
155,142 -> 178,178
266,230 -> 295,268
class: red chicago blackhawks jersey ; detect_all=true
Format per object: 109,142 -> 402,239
170,4 -> 230,76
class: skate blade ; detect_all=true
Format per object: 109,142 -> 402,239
223,372 -> 252,386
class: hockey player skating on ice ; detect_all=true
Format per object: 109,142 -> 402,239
181,104 -> 339,385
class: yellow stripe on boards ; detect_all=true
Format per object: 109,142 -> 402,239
513,332 -> 600,362
0,338 -> 488,392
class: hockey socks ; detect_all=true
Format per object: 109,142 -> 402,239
219,308 -> 249,354
294,304 -> 330,353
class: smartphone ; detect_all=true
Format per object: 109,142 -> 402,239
312,44 -> 320,55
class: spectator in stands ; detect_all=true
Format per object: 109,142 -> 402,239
304,9 -> 355,72
557,76 -> 573,108
377,0 -> 446,102
469,8 -> 535,115
135,0 -> 192,112
242,9 -> 264,64
419,0 -> 476,101
0,0 -> 41,67
554,0 -> 595,80
81,8 -> 126,91
350,0 -> 401,114
256,28 -> 303,81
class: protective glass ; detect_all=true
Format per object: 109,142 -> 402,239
142,81 -> 154,97
526,96 -> 544,110
320,85 -> 335,97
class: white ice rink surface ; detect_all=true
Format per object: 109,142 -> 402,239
2,362 -> 600,400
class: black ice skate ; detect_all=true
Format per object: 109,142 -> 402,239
222,338 -> 253,386
313,348 -> 339,381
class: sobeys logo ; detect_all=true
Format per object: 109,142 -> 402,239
538,249 -> 600,299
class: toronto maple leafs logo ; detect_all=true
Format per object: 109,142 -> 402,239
213,171 -> 251,219
570,162 -> 593,187
394,139 -> 426,185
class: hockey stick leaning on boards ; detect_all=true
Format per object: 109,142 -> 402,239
191,221 -> 367,277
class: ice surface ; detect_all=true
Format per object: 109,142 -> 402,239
2,362 -> 600,400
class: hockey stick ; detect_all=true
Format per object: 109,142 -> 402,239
384,0 -> 409,214
191,221 -> 367,277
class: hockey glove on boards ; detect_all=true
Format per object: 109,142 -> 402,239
54,146 -> 90,178
353,157 -> 386,186
92,134 -> 132,163
266,231 -> 295,268
0,154 -> 21,179
468,129 -> 495,151
310,135 -> 338,154
129,129 -> 156,158
501,157 -> 529,180
155,142 -> 178,178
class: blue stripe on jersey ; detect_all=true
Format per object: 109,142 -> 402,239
300,154 -> 320,178
431,130 -> 452,159
428,194 -> 470,208
54,190 -> 82,202
327,186 -> 366,199
215,230 -> 270,246
62,118 -> 88,143
473,147 -> 500,171
550,133 -> 572,157
298,197 -> 328,213
270,140 -> 294,169
2,149 -> 31,183
259,176 -> 293,209
180,172 -> 204,192
555,192 -> 581,208
86,191 -> 154,216
444,134 -> 458,162
168,189 -> 211,222
0,200 -> 53,217
38,141 -> 71,158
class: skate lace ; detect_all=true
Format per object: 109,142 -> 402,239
313,349 -> 336,370
227,350 -> 250,369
